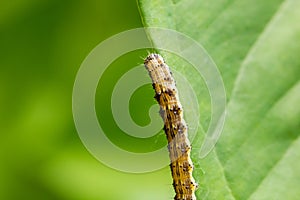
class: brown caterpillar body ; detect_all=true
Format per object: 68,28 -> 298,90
144,53 -> 197,200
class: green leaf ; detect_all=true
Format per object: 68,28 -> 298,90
138,0 -> 300,199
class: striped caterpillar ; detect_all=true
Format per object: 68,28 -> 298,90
144,53 -> 198,200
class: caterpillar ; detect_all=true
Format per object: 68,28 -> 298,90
144,53 -> 198,200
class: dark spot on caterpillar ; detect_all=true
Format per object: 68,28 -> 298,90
172,124 -> 177,130
163,125 -> 169,131
164,77 -> 171,81
154,93 -> 161,101
165,88 -> 175,96
151,83 -> 155,89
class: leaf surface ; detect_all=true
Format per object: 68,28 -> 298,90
138,0 -> 300,199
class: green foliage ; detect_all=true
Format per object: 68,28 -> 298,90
138,0 -> 300,199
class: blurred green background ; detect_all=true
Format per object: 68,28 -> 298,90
0,0 -> 173,199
